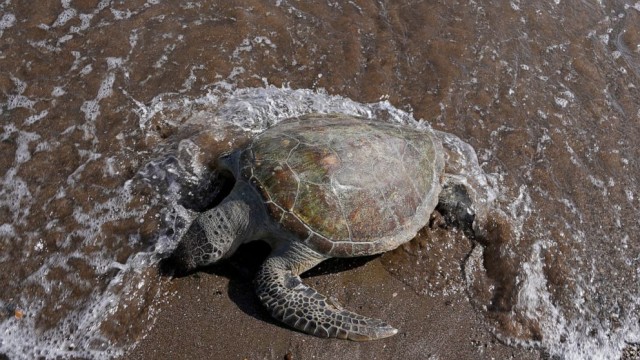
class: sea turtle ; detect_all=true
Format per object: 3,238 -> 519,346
169,113 -> 480,341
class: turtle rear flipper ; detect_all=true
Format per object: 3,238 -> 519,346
255,242 -> 398,341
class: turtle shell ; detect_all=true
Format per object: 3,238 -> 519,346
240,114 -> 444,257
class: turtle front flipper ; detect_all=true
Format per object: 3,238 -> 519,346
255,242 -> 398,341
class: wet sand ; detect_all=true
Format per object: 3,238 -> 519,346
126,234 -> 542,360
127,229 -> 640,359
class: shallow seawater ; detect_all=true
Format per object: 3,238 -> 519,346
1,1 -> 639,359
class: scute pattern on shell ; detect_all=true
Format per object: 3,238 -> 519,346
240,114 -> 444,257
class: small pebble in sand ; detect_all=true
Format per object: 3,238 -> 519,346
14,309 -> 24,319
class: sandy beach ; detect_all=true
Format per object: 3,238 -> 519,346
126,234 -> 543,360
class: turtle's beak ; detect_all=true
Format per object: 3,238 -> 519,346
165,221 -> 211,276
167,240 -> 198,276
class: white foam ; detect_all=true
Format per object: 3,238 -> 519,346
506,184 -> 532,241
0,254 -> 157,359
66,151 -> 102,186
24,110 -> 49,126
515,240 -> 566,333
80,71 -> 116,123
57,34 -> 73,45
0,148 -> 171,356
111,8 -> 134,20
80,64 -> 93,76
129,30 -> 139,48
554,96 -> 569,108
52,8 -> 77,28
0,170 -> 32,225
106,57 -> 123,70
0,12 -> 16,31
14,130 -> 40,164
232,36 -> 277,59
70,13 -> 94,33
6,76 -> 37,110
153,44 -> 175,69
588,174 -> 608,196
51,86 -> 66,97
0,223 -> 15,237
213,87 -> 375,132
7,95 -> 35,110
489,232 -> 640,360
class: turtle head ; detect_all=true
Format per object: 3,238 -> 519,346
166,180 -> 264,276
168,211 -> 238,275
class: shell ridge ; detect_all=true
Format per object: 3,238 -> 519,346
364,135 -> 403,232
280,136 -> 303,217
288,164 -> 302,213
244,145 -> 289,223
299,179 -> 329,187
330,239 -> 377,246
372,175 -> 402,233
326,145 -> 353,241
401,140 -> 424,199
377,122 -> 423,201
329,175 -> 354,242
282,133 -> 302,162
275,134 -> 301,215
